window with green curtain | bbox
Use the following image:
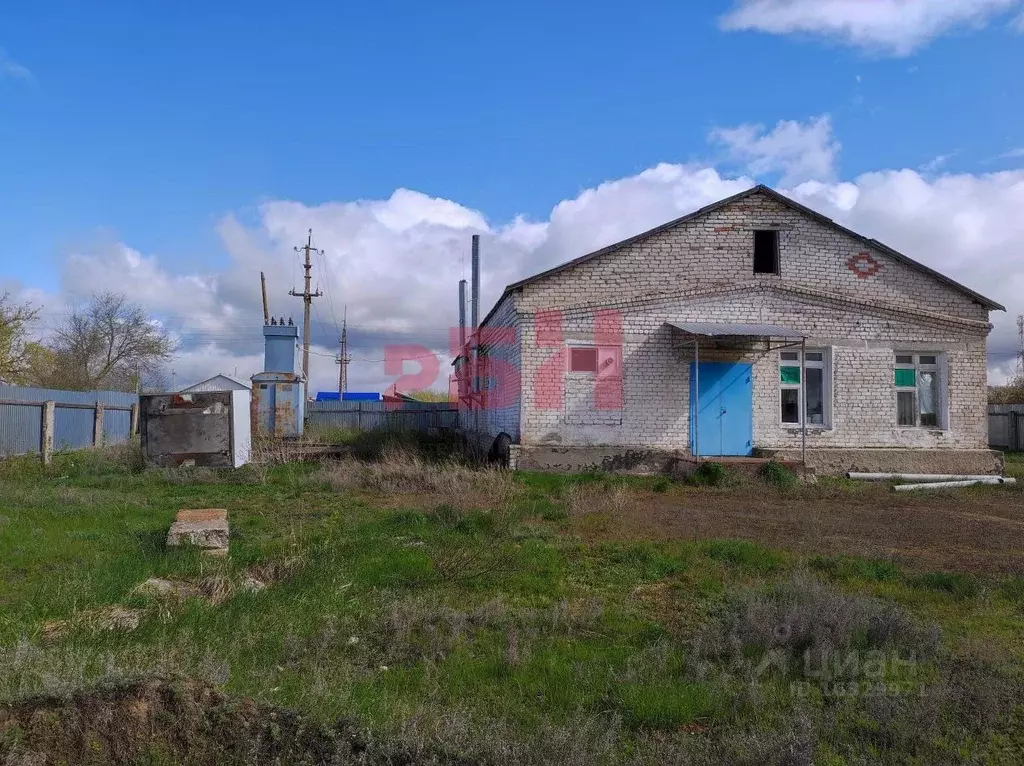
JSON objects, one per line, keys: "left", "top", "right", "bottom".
{"left": 780, "top": 366, "right": 800, "bottom": 385}
{"left": 894, "top": 368, "right": 915, "bottom": 387}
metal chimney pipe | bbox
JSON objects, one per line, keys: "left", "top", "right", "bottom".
{"left": 470, "top": 235, "right": 481, "bottom": 399}
{"left": 470, "top": 235, "right": 480, "bottom": 332}
{"left": 458, "top": 279, "right": 467, "bottom": 350}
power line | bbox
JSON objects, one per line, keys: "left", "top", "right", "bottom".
{"left": 317, "top": 248, "right": 341, "bottom": 337}
{"left": 308, "top": 348, "right": 445, "bottom": 363}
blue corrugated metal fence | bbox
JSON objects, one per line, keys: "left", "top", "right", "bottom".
{"left": 306, "top": 400, "right": 458, "bottom": 432}
{"left": 0, "top": 385, "right": 138, "bottom": 457}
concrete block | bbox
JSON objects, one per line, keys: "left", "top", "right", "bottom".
{"left": 168, "top": 508, "right": 229, "bottom": 553}
{"left": 175, "top": 508, "right": 228, "bottom": 523}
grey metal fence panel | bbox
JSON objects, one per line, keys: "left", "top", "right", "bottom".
{"left": 0, "top": 385, "right": 138, "bottom": 456}
{"left": 102, "top": 408, "right": 133, "bottom": 446}
{"left": 0, "top": 400, "right": 43, "bottom": 456}
{"left": 54, "top": 407, "right": 94, "bottom": 451}
{"left": 305, "top": 401, "right": 459, "bottom": 433}
{"left": 988, "top": 404, "right": 1024, "bottom": 451}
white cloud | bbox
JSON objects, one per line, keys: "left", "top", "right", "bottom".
{"left": 709, "top": 116, "right": 840, "bottom": 186}
{"left": 29, "top": 122, "right": 1023, "bottom": 394}
{"left": 720, "top": 0, "right": 1023, "bottom": 56}
{"left": 791, "top": 169, "right": 1024, "bottom": 372}
{"left": 919, "top": 153, "right": 954, "bottom": 173}
{"left": 998, "top": 147, "right": 1024, "bottom": 160}
{"left": 0, "top": 49, "right": 32, "bottom": 80}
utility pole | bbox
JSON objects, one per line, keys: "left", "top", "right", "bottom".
{"left": 336, "top": 306, "right": 351, "bottom": 395}
{"left": 289, "top": 229, "right": 323, "bottom": 381}
{"left": 260, "top": 271, "right": 270, "bottom": 325}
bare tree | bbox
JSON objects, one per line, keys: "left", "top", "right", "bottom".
{"left": 0, "top": 293, "right": 40, "bottom": 384}
{"left": 50, "top": 292, "right": 176, "bottom": 391}
{"left": 989, "top": 376, "right": 1024, "bottom": 405}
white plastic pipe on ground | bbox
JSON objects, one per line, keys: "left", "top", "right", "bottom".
{"left": 893, "top": 478, "right": 1016, "bottom": 492}
{"left": 847, "top": 473, "right": 1005, "bottom": 482}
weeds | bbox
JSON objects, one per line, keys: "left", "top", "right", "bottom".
{"left": 760, "top": 460, "right": 798, "bottom": 489}
{"left": 909, "top": 571, "right": 982, "bottom": 599}
{"left": 562, "top": 483, "right": 633, "bottom": 517}
{"left": 316, "top": 445, "right": 512, "bottom": 500}
{"left": 704, "top": 539, "right": 783, "bottom": 572}
{"left": 422, "top": 502, "right": 519, "bottom": 582}
{"left": 692, "top": 573, "right": 941, "bottom": 682}
{"left": 807, "top": 555, "right": 901, "bottom": 583}
{"left": 689, "top": 462, "right": 732, "bottom": 487}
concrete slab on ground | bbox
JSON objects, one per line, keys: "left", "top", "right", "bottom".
{"left": 168, "top": 508, "right": 229, "bottom": 554}
{"left": 175, "top": 508, "right": 228, "bottom": 523}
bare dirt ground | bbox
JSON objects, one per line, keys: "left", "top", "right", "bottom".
{"left": 563, "top": 484, "right": 1024, "bottom": 575}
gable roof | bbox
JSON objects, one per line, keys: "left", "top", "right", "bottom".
{"left": 479, "top": 184, "right": 1003, "bottom": 327}
{"left": 180, "top": 373, "right": 251, "bottom": 392}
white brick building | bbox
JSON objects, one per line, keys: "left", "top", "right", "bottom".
{"left": 457, "top": 186, "right": 1004, "bottom": 475}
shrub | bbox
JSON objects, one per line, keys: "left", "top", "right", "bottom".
{"left": 614, "top": 679, "right": 723, "bottom": 730}
{"left": 998, "top": 577, "right": 1024, "bottom": 606}
{"left": 389, "top": 510, "right": 429, "bottom": 528}
{"left": 689, "top": 461, "right": 731, "bottom": 487}
{"left": 704, "top": 539, "right": 783, "bottom": 573}
{"left": 808, "top": 555, "right": 901, "bottom": 583}
{"left": 692, "top": 573, "right": 941, "bottom": 681}
{"left": 760, "top": 460, "right": 798, "bottom": 489}
{"left": 910, "top": 571, "right": 981, "bottom": 599}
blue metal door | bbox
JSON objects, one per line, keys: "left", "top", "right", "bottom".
{"left": 690, "top": 362, "right": 753, "bottom": 457}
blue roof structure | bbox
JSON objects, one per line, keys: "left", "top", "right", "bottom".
{"left": 342, "top": 392, "right": 381, "bottom": 401}
{"left": 314, "top": 391, "right": 381, "bottom": 402}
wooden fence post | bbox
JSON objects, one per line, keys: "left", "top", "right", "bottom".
{"left": 41, "top": 401, "right": 55, "bottom": 465}
{"left": 130, "top": 403, "right": 140, "bottom": 436}
{"left": 93, "top": 402, "right": 105, "bottom": 447}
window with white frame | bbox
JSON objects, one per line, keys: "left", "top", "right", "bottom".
{"left": 895, "top": 353, "right": 942, "bottom": 427}
{"left": 779, "top": 349, "right": 828, "bottom": 426}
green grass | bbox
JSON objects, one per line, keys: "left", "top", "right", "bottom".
{"left": 909, "top": 570, "right": 983, "bottom": 599}
{"left": 703, "top": 539, "right": 784, "bottom": 572}
{"left": 808, "top": 554, "right": 902, "bottom": 583}
{"left": 0, "top": 447, "right": 1023, "bottom": 765}
{"left": 1004, "top": 451, "right": 1024, "bottom": 480}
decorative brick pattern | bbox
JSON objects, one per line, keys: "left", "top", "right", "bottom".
{"left": 847, "top": 252, "right": 882, "bottom": 279}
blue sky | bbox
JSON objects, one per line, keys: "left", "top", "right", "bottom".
{"left": 2, "top": 1, "right": 1023, "bottom": 390}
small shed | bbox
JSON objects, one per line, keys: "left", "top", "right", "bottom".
{"left": 181, "top": 374, "right": 251, "bottom": 393}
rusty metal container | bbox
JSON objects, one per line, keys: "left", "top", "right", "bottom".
{"left": 250, "top": 372, "right": 305, "bottom": 439}
{"left": 139, "top": 390, "right": 251, "bottom": 468}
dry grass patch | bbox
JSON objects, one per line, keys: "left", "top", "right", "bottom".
{"left": 316, "top": 446, "right": 513, "bottom": 499}
{"left": 563, "top": 483, "right": 635, "bottom": 517}
{"left": 691, "top": 573, "right": 942, "bottom": 682}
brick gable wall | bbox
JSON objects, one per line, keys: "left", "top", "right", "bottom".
{"left": 467, "top": 190, "right": 993, "bottom": 453}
